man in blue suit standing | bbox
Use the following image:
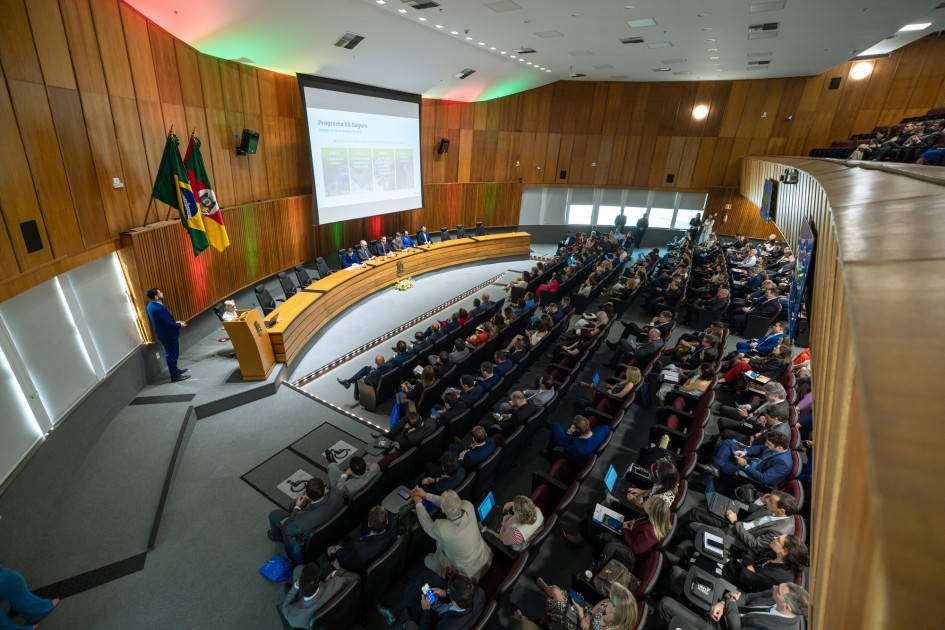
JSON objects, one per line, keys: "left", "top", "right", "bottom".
{"left": 416, "top": 226, "right": 432, "bottom": 246}
{"left": 146, "top": 288, "right": 189, "bottom": 382}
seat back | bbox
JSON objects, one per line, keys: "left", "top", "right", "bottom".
{"left": 495, "top": 425, "right": 526, "bottom": 475}
{"left": 310, "top": 575, "right": 361, "bottom": 630}
{"left": 440, "top": 227, "right": 451, "bottom": 241}
{"left": 456, "top": 224, "right": 467, "bottom": 238}
{"left": 315, "top": 257, "right": 332, "bottom": 277}
{"left": 472, "top": 447, "right": 503, "bottom": 502}
{"left": 303, "top": 505, "right": 350, "bottom": 562}
{"left": 213, "top": 302, "right": 226, "bottom": 321}
{"left": 361, "top": 534, "right": 406, "bottom": 607}
{"left": 255, "top": 285, "right": 277, "bottom": 315}
{"left": 385, "top": 447, "right": 419, "bottom": 491}
{"left": 454, "top": 470, "right": 477, "bottom": 501}
{"left": 632, "top": 550, "right": 665, "bottom": 598}
{"left": 278, "top": 272, "right": 297, "bottom": 298}
{"left": 347, "top": 474, "right": 386, "bottom": 526}
{"left": 417, "top": 426, "right": 448, "bottom": 467}
{"left": 294, "top": 264, "right": 315, "bottom": 286}
{"left": 357, "top": 381, "right": 378, "bottom": 413}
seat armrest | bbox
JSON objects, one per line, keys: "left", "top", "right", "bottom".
{"left": 531, "top": 471, "right": 568, "bottom": 493}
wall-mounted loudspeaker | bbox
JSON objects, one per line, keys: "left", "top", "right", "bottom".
{"left": 237, "top": 129, "right": 260, "bottom": 155}
{"left": 437, "top": 138, "right": 450, "bottom": 154}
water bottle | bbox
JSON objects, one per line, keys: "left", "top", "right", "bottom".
{"left": 658, "top": 434, "right": 670, "bottom": 449}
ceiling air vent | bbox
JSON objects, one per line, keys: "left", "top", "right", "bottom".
{"left": 453, "top": 68, "right": 475, "bottom": 79}
{"left": 748, "top": 22, "right": 780, "bottom": 32}
{"left": 401, "top": 0, "right": 440, "bottom": 9}
{"left": 748, "top": 60, "right": 771, "bottom": 66}
{"left": 620, "top": 36, "right": 645, "bottom": 44}
{"left": 513, "top": 47, "right": 537, "bottom": 54}
{"left": 334, "top": 32, "right": 364, "bottom": 49}
{"left": 569, "top": 73, "right": 587, "bottom": 78}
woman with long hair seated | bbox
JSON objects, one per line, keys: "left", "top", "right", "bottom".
{"left": 564, "top": 496, "right": 671, "bottom": 561}
{"left": 721, "top": 343, "right": 791, "bottom": 385}
{"left": 722, "top": 534, "right": 809, "bottom": 592}
{"left": 495, "top": 496, "right": 545, "bottom": 552}
{"left": 623, "top": 459, "right": 679, "bottom": 511}
{"left": 655, "top": 362, "right": 714, "bottom": 408}
{"left": 579, "top": 366, "right": 642, "bottom": 421}
{"left": 512, "top": 581, "right": 637, "bottom": 630}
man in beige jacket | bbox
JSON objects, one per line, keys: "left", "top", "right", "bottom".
{"left": 411, "top": 487, "right": 493, "bottom": 581}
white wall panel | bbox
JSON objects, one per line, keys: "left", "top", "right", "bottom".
{"left": 0, "top": 280, "right": 98, "bottom": 424}
{"left": 0, "top": 344, "right": 43, "bottom": 485}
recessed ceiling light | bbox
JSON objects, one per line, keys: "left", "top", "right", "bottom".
{"left": 652, "top": 67, "right": 672, "bottom": 72}
{"left": 399, "top": 8, "right": 407, "bottom": 12}
{"left": 899, "top": 22, "right": 932, "bottom": 31}
{"left": 478, "top": 42, "right": 485, "bottom": 45}
{"left": 849, "top": 61, "right": 873, "bottom": 80}
{"left": 450, "top": 30, "right": 458, "bottom": 34}
{"left": 375, "top": 0, "right": 385, "bottom": 4}
{"left": 710, "top": 56, "right": 719, "bottom": 60}
{"left": 697, "top": 13, "right": 708, "bottom": 17}
{"left": 418, "top": 17, "right": 427, "bottom": 21}
{"left": 571, "top": 13, "right": 581, "bottom": 17}
{"left": 519, "top": 58, "right": 525, "bottom": 62}
{"left": 627, "top": 17, "right": 658, "bottom": 27}
{"left": 465, "top": 36, "right": 473, "bottom": 40}
{"left": 500, "top": 51, "right": 507, "bottom": 54}
{"left": 490, "top": 46, "right": 496, "bottom": 50}
{"left": 435, "top": 24, "right": 443, "bottom": 28}
{"left": 692, "top": 105, "right": 709, "bottom": 120}
{"left": 526, "top": 61, "right": 532, "bottom": 65}
{"left": 708, "top": 48, "right": 718, "bottom": 52}
{"left": 510, "top": 54, "right": 517, "bottom": 58}
{"left": 647, "top": 42, "right": 673, "bottom": 49}
{"left": 705, "top": 38, "right": 716, "bottom": 42}
{"left": 546, "top": 69, "right": 551, "bottom": 72}
{"left": 624, "top": 5, "right": 636, "bottom": 9}
{"left": 700, "top": 27, "right": 712, "bottom": 31}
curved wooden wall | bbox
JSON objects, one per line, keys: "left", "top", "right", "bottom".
{"left": 741, "top": 156, "right": 945, "bottom": 630}
{"left": 2, "top": 0, "right": 945, "bottom": 306}
{"left": 702, "top": 186, "right": 787, "bottom": 241}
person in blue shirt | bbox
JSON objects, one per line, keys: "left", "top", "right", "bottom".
{"left": 145, "top": 288, "right": 189, "bottom": 381}
{"left": 546, "top": 415, "right": 610, "bottom": 458}
{"left": 492, "top": 350, "right": 514, "bottom": 377}
{"left": 416, "top": 226, "right": 432, "bottom": 245}
{"left": 340, "top": 247, "right": 360, "bottom": 268}
{"left": 734, "top": 320, "right": 787, "bottom": 356}
{"left": 705, "top": 432, "right": 793, "bottom": 486}
{"left": 401, "top": 231, "right": 416, "bottom": 248}
{"left": 448, "top": 425, "right": 496, "bottom": 471}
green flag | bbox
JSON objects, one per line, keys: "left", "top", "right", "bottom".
{"left": 152, "top": 133, "right": 209, "bottom": 256}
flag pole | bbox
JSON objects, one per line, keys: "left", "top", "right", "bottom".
{"left": 164, "top": 127, "right": 178, "bottom": 221}
{"left": 142, "top": 196, "right": 156, "bottom": 226}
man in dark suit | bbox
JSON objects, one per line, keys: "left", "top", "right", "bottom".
{"left": 340, "top": 247, "right": 361, "bottom": 268}
{"left": 420, "top": 450, "right": 466, "bottom": 494}
{"left": 634, "top": 215, "right": 649, "bottom": 247}
{"left": 682, "top": 287, "right": 731, "bottom": 325}
{"left": 621, "top": 309, "right": 673, "bottom": 341}
{"left": 546, "top": 415, "right": 610, "bottom": 459}
{"left": 448, "top": 374, "right": 484, "bottom": 408}
{"left": 337, "top": 354, "right": 396, "bottom": 400}
{"left": 702, "top": 432, "right": 793, "bottom": 490}
{"left": 733, "top": 287, "right": 781, "bottom": 334}
{"left": 477, "top": 362, "right": 501, "bottom": 391}
{"left": 492, "top": 350, "right": 513, "bottom": 377}
{"left": 687, "top": 489, "right": 798, "bottom": 550}
{"left": 267, "top": 478, "right": 344, "bottom": 564}
{"left": 416, "top": 225, "right": 432, "bottom": 245}
{"left": 356, "top": 240, "right": 374, "bottom": 261}
{"left": 449, "top": 426, "right": 496, "bottom": 471}
{"left": 481, "top": 390, "right": 538, "bottom": 436}
{"left": 327, "top": 506, "right": 398, "bottom": 572}
{"left": 608, "top": 327, "right": 665, "bottom": 365}
{"left": 375, "top": 236, "right": 393, "bottom": 256}
{"left": 431, "top": 391, "right": 467, "bottom": 426}
{"left": 145, "top": 288, "right": 189, "bottom": 381}
{"left": 659, "top": 582, "right": 809, "bottom": 629}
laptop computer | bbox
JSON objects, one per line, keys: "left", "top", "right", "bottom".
{"left": 705, "top": 478, "right": 748, "bottom": 518}
{"left": 591, "top": 503, "right": 625, "bottom": 535}
{"left": 591, "top": 371, "right": 601, "bottom": 387}
{"left": 604, "top": 464, "right": 633, "bottom": 506}
{"left": 477, "top": 491, "right": 504, "bottom": 532}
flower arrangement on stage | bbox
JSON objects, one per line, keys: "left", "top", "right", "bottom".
{"left": 394, "top": 278, "right": 415, "bottom": 292}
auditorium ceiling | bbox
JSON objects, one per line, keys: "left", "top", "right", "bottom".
{"left": 126, "top": 0, "right": 942, "bottom": 101}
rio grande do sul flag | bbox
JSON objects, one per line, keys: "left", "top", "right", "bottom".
{"left": 184, "top": 135, "right": 229, "bottom": 252}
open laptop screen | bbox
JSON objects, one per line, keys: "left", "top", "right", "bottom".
{"left": 477, "top": 491, "right": 495, "bottom": 522}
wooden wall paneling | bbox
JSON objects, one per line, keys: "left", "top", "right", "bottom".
{"left": 718, "top": 81, "right": 750, "bottom": 138}
{"left": 0, "top": 0, "right": 44, "bottom": 84}
{"left": 646, "top": 136, "right": 672, "bottom": 188}
{"left": 118, "top": 2, "right": 158, "bottom": 103}
{"left": 553, "top": 134, "right": 572, "bottom": 185}
{"left": 593, "top": 135, "right": 613, "bottom": 186}
{"left": 723, "top": 137, "right": 751, "bottom": 187}
{"left": 523, "top": 84, "right": 552, "bottom": 133}
{"left": 197, "top": 57, "right": 234, "bottom": 206}
{"left": 296, "top": 118, "right": 311, "bottom": 194}
{"left": 147, "top": 23, "right": 182, "bottom": 106}
{"left": 0, "top": 70, "right": 52, "bottom": 268}
{"left": 701, "top": 81, "right": 732, "bottom": 138}
{"left": 769, "top": 77, "right": 804, "bottom": 139}
{"left": 240, "top": 65, "right": 269, "bottom": 202}
{"left": 605, "top": 135, "right": 627, "bottom": 184}
{"left": 585, "top": 83, "right": 609, "bottom": 135}
{"left": 110, "top": 96, "right": 154, "bottom": 226}
{"left": 619, "top": 136, "right": 642, "bottom": 185}
{"left": 688, "top": 136, "right": 716, "bottom": 191}
{"left": 7, "top": 79, "right": 83, "bottom": 257}
{"left": 134, "top": 99, "right": 168, "bottom": 200}
{"left": 706, "top": 137, "right": 733, "bottom": 187}
{"left": 568, "top": 134, "right": 588, "bottom": 183}
{"left": 494, "top": 131, "right": 513, "bottom": 183}
{"left": 174, "top": 40, "right": 203, "bottom": 109}
{"left": 662, "top": 136, "right": 687, "bottom": 188}
{"left": 457, "top": 128, "right": 473, "bottom": 182}
{"left": 23, "top": 0, "right": 76, "bottom": 89}
{"left": 523, "top": 132, "right": 543, "bottom": 185}
{"left": 733, "top": 80, "right": 768, "bottom": 138}
{"left": 46, "top": 86, "right": 110, "bottom": 246}
{"left": 0, "top": 209, "right": 24, "bottom": 283}
{"left": 600, "top": 83, "right": 624, "bottom": 136}
{"left": 673, "top": 136, "right": 702, "bottom": 189}
{"left": 88, "top": 0, "right": 134, "bottom": 99}
{"left": 657, "top": 85, "right": 683, "bottom": 136}
{"left": 471, "top": 130, "right": 498, "bottom": 182}
{"left": 856, "top": 53, "right": 898, "bottom": 117}
{"left": 220, "top": 62, "right": 250, "bottom": 205}
{"left": 753, "top": 78, "right": 785, "bottom": 139}
{"left": 59, "top": 0, "right": 108, "bottom": 94}
{"left": 80, "top": 91, "right": 135, "bottom": 231}
{"left": 670, "top": 83, "right": 698, "bottom": 136}
{"left": 907, "top": 42, "right": 945, "bottom": 111}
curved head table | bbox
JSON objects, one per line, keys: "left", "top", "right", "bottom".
{"left": 266, "top": 232, "right": 531, "bottom": 365}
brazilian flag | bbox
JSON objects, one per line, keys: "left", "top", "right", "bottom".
{"left": 152, "top": 133, "right": 209, "bottom": 256}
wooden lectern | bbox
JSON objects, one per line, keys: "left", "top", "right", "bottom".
{"left": 224, "top": 309, "right": 276, "bottom": 380}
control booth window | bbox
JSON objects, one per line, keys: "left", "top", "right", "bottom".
{"left": 567, "top": 204, "right": 593, "bottom": 225}
{"left": 648, "top": 207, "right": 675, "bottom": 229}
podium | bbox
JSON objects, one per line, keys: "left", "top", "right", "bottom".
{"left": 224, "top": 309, "right": 276, "bottom": 380}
